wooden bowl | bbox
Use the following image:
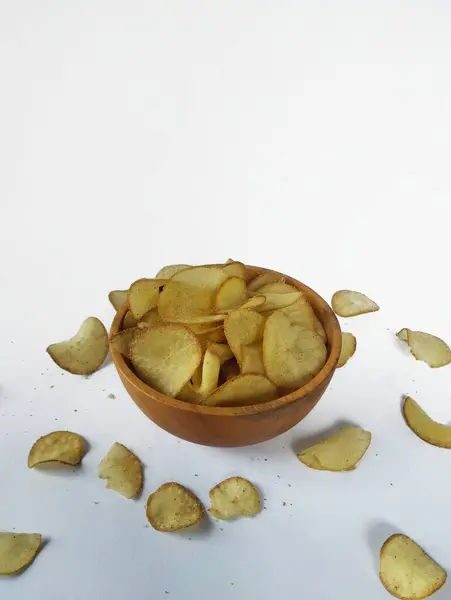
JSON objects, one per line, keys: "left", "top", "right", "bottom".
{"left": 110, "top": 266, "right": 342, "bottom": 447}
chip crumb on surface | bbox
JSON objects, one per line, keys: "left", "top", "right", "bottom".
{"left": 107, "top": 393, "right": 116, "bottom": 399}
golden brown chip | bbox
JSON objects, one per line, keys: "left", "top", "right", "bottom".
{"left": 214, "top": 276, "right": 247, "bottom": 311}
{"left": 337, "top": 332, "right": 357, "bottom": 368}
{"left": 123, "top": 311, "right": 138, "bottom": 329}
{"left": 128, "top": 278, "right": 165, "bottom": 320}
{"left": 28, "top": 431, "right": 86, "bottom": 468}
{"left": 209, "top": 477, "right": 261, "bottom": 519}
{"left": 139, "top": 308, "right": 162, "bottom": 328}
{"left": 98, "top": 442, "right": 143, "bottom": 499}
{"left": 224, "top": 309, "right": 266, "bottom": 365}
{"left": 129, "top": 324, "right": 202, "bottom": 397}
{"left": 397, "top": 329, "right": 451, "bottom": 368}
{"left": 0, "top": 533, "right": 42, "bottom": 575}
{"left": 263, "top": 311, "right": 327, "bottom": 389}
{"left": 108, "top": 290, "right": 128, "bottom": 311}
{"left": 202, "top": 374, "right": 277, "bottom": 407}
{"left": 155, "top": 264, "right": 191, "bottom": 279}
{"left": 158, "top": 281, "right": 226, "bottom": 324}
{"left": 331, "top": 289, "right": 379, "bottom": 317}
{"left": 380, "top": 534, "right": 447, "bottom": 599}
{"left": 222, "top": 261, "right": 246, "bottom": 279}
{"left": 241, "top": 342, "right": 265, "bottom": 375}
{"left": 297, "top": 426, "right": 371, "bottom": 471}
{"left": 47, "top": 317, "right": 109, "bottom": 375}
{"left": 110, "top": 327, "right": 140, "bottom": 358}
{"left": 146, "top": 483, "right": 203, "bottom": 532}
{"left": 247, "top": 272, "right": 285, "bottom": 292}
{"left": 403, "top": 396, "right": 451, "bottom": 448}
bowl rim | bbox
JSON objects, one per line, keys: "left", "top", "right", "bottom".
{"left": 110, "top": 265, "right": 342, "bottom": 417}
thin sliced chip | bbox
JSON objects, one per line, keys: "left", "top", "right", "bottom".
{"left": 222, "top": 261, "right": 246, "bottom": 279}
{"left": 209, "top": 477, "right": 261, "bottom": 520}
{"left": 241, "top": 342, "right": 265, "bottom": 374}
{"left": 257, "top": 291, "right": 302, "bottom": 312}
{"left": 202, "top": 374, "right": 277, "bottom": 407}
{"left": 297, "top": 426, "right": 371, "bottom": 471}
{"left": 256, "top": 282, "right": 299, "bottom": 294}
{"left": 214, "top": 276, "right": 247, "bottom": 311}
{"left": 123, "top": 311, "right": 138, "bottom": 329}
{"left": 263, "top": 311, "right": 327, "bottom": 389}
{"left": 193, "top": 347, "right": 221, "bottom": 397}
{"left": 110, "top": 327, "right": 140, "bottom": 358}
{"left": 221, "top": 358, "right": 240, "bottom": 381}
{"left": 0, "top": 533, "right": 42, "bottom": 575}
{"left": 279, "top": 296, "right": 317, "bottom": 330}
{"left": 403, "top": 396, "right": 451, "bottom": 448}
{"left": 337, "top": 332, "right": 356, "bottom": 368}
{"left": 397, "top": 329, "right": 451, "bottom": 369}
{"left": 155, "top": 264, "right": 191, "bottom": 279}
{"left": 28, "top": 431, "right": 85, "bottom": 468}
{"left": 98, "top": 442, "right": 143, "bottom": 499}
{"left": 380, "top": 534, "right": 447, "bottom": 599}
{"left": 128, "top": 278, "right": 165, "bottom": 320}
{"left": 158, "top": 281, "right": 226, "bottom": 324}
{"left": 208, "top": 327, "right": 227, "bottom": 343}
{"left": 139, "top": 308, "right": 162, "bottom": 328}
{"left": 332, "top": 289, "right": 379, "bottom": 317}
{"left": 224, "top": 309, "right": 266, "bottom": 364}
{"left": 47, "top": 317, "right": 108, "bottom": 375}
{"left": 108, "top": 290, "right": 128, "bottom": 311}
{"left": 171, "top": 265, "right": 228, "bottom": 289}
{"left": 314, "top": 317, "right": 327, "bottom": 343}
{"left": 239, "top": 295, "right": 266, "bottom": 310}
{"left": 247, "top": 272, "right": 285, "bottom": 292}
{"left": 208, "top": 342, "right": 234, "bottom": 364}
{"left": 146, "top": 483, "right": 203, "bottom": 532}
{"left": 129, "top": 324, "right": 202, "bottom": 397}
{"left": 177, "top": 382, "right": 202, "bottom": 404}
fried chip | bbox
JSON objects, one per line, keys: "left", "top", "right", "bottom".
{"left": 208, "top": 327, "right": 227, "bottom": 343}
{"left": 155, "top": 264, "right": 191, "bottom": 279}
{"left": 209, "top": 477, "right": 261, "bottom": 520}
{"left": 28, "top": 431, "right": 85, "bottom": 468}
{"left": 47, "top": 317, "right": 109, "bottom": 375}
{"left": 177, "top": 382, "right": 202, "bottom": 404}
{"left": 123, "top": 311, "right": 138, "bottom": 329}
{"left": 256, "top": 282, "right": 299, "bottom": 294}
{"left": 224, "top": 309, "right": 266, "bottom": 365}
{"left": 247, "top": 272, "right": 285, "bottom": 292}
{"left": 171, "top": 265, "right": 228, "bottom": 289}
{"left": 239, "top": 295, "right": 266, "bottom": 310}
{"left": 98, "top": 442, "right": 143, "bottom": 499}
{"left": 380, "top": 534, "right": 447, "bottom": 599}
{"left": 279, "top": 296, "right": 317, "bottom": 330}
{"left": 128, "top": 278, "right": 165, "bottom": 320}
{"left": 139, "top": 308, "right": 162, "bottom": 328}
{"left": 297, "top": 426, "right": 371, "bottom": 471}
{"left": 221, "top": 358, "right": 240, "bottom": 381}
{"left": 202, "top": 373, "right": 277, "bottom": 407}
{"left": 110, "top": 327, "right": 139, "bottom": 358}
{"left": 397, "top": 329, "right": 451, "bottom": 368}
{"left": 222, "top": 261, "right": 246, "bottom": 279}
{"left": 263, "top": 311, "right": 327, "bottom": 389}
{"left": 337, "top": 332, "right": 357, "bottom": 368}
{"left": 158, "top": 281, "right": 226, "bottom": 324}
{"left": 214, "top": 276, "right": 247, "bottom": 311}
{"left": 241, "top": 342, "right": 265, "bottom": 374}
{"left": 194, "top": 347, "right": 221, "bottom": 397}
{"left": 0, "top": 533, "right": 42, "bottom": 575}
{"left": 331, "top": 290, "right": 379, "bottom": 317}
{"left": 208, "top": 342, "right": 234, "bottom": 364}
{"left": 108, "top": 290, "right": 128, "bottom": 311}
{"left": 129, "top": 324, "right": 202, "bottom": 397}
{"left": 256, "top": 291, "right": 302, "bottom": 312}
{"left": 403, "top": 396, "right": 451, "bottom": 449}
{"left": 146, "top": 483, "right": 203, "bottom": 532}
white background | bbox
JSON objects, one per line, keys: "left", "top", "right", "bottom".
{"left": 1, "top": 1, "right": 451, "bottom": 598}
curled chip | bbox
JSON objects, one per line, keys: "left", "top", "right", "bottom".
{"left": 202, "top": 373, "right": 277, "bottom": 407}
{"left": 110, "top": 327, "right": 139, "bottom": 358}
{"left": 403, "top": 396, "right": 451, "bottom": 448}
{"left": 214, "top": 276, "right": 247, "bottom": 312}
{"left": 241, "top": 342, "right": 265, "bottom": 374}
{"left": 98, "top": 442, "right": 143, "bottom": 499}
{"left": 337, "top": 332, "right": 357, "bottom": 368}
{"left": 108, "top": 290, "right": 128, "bottom": 311}
{"left": 194, "top": 347, "right": 221, "bottom": 397}
{"left": 155, "top": 264, "right": 191, "bottom": 279}
{"left": 397, "top": 329, "right": 451, "bottom": 369}
{"left": 254, "top": 290, "right": 302, "bottom": 312}
{"left": 28, "top": 431, "right": 86, "bottom": 468}
{"left": 209, "top": 477, "right": 261, "bottom": 520}
{"left": 239, "top": 295, "right": 266, "bottom": 310}
{"left": 297, "top": 426, "right": 371, "bottom": 471}
{"left": 47, "top": 317, "right": 109, "bottom": 375}
{"left": 256, "top": 282, "right": 299, "bottom": 294}
{"left": 0, "top": 533, "right": 42, "bottom": 575}
{"left": 380, "top": 534, "right": 447, "bottom": 599}
{"left": 128, "top": 278, "right": 165, "bottom": 320}
{"left": 129, "top": 324, "right": 202, "bottom": 397}
{"left": 222, "top": 261, "right": 246, "bottom": 279}
{"left": 146, "top": 483, "right": 203, "bottom": 532}
{"left": 332, "top": 290, "right": 379, "bottom": 317}
{"left": 263, "top": 311, "right": 327, "bottom": 389}
{"left": 248, "top": 271, "right": 285, "bottom": 292}
{"left": 224, "top": 309, "right": 265, "bottom": 365}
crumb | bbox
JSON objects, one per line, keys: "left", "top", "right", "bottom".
{"left": 74, "top": 409, "right": 78, "bottom": 412}
{"left": 50, "top": 385, "right": 54, "bottom": 389}
{"left": 277, "top": 475, "right": 280, "bottom": 478}
{"left": 287, "top": 484, "right": 291, "bottom": 487}
{"left": 220, "top": 528, "right": 224, "bottom": 532}
{"left": 194, "top": 473, "right": 199, "bottom": 477}
{"left": 94, "top": 502, "right": 100, "bottom": 505}
{"left": 282, "top": 502, "right": 286, "bottom": 507}
{"left": 264, "top": 458, "right": 268, "bottom": 461}
{"left": 107, "top": 393, "right": 116, "bottom": 399}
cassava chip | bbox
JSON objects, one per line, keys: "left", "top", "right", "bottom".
{"left": 171, "top": 265, "right": 228, "bottom": 289}
{"left": 337, "top": 332, "right": 356, "bottom": 368}
{"left": 239, "top": 295, "right": 266, "bottom": 310}
{"left": 256, "top": 282, "right": 299, "bottom": 294}
{"left": 110, "top": 327, "right": 139, "bottom": 358}
{"left": 279, "top": 296, "right": 317, "bottom": 330}
{"left": 263, "top": 311, "right": 327, "bottom": 389}
{"left": 297, "top": 426, "right": 371, "bottom": 471}
{"left": 155, "top": 264, "right": 191, "bottom": 279}
{"left": 128, "top": 278, "right": 165, "bottom": 320}
{"left": 28, "top": 431, "right": 85, "bottom": 468}
{"left": 158, "top": 281, "right": 226, "bottom": 324}
{"left": 146, "top": 483, "right": 203, "bottom": 532}
{"left": 380, "top": 534, "right": 447, "bottom": 599}
{"left": 123, "top": 311, "right": 138, "bottom": 329}
{"left": 403, "top": 396, "right": 451, "bottom": 448}
{"left": 241, "top": 342, "right": 265, "bottom": 374}
{"left": 208, "top": 342, "right": 234, "bottom": 364}
{"left": 209, "top": 477, "right": 261, "bottom": 519}
{"left": 98, "top": 442, "right": 143, "bottom": 499}
{"left": 177, "top": 382, "right": 202, "bottom": 404}
{"left": 47, "top": 317, "right": 108, "bottom": 375}
{"left": 222, "top": 261, "right": 246, "bottom": 279}
{"left": 194, "top": 347, "right": 221, "bottom": 397}
{"left": 139, "top": 308, "right": 162, "bottom": 328}
{"left": 256, "top": 291, "right": 302, "bottom": 312}
{"left": 129, "top": 324, "right": 202, "bottom": 397}
{"left": 397, "top": 329, "right": 451, "bottom": 368}
{"left": 332, "top": 290, "right": 379, "bottom": 317}
{"left": 202, "top": 373, "right": 277, "bottom": 407}
{"left": 108, "top": 290, "right": 128, "bottom": 311}
{"left": 214, "top": 276, "right": 247, "bottom": 311}
{"left": 247, "top": 272, "right": 285, "bottom": 292}
{"left": 224, "top": 309, "right": 265, "bottom": 364}
{"left": 0, "top": 533, "right": 42, "bottom": 575}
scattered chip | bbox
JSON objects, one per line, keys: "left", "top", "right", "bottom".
{"left": 47, "top": 317, "right": 109, "bottom": 375}
{"left": 146, "top": 483, "right": 203, "bottom": 532}
{"left": 202, "top": 373, "right": 277, "bottom": 407}
{"left": 128, "top": 278, "right": 165, "bottom": 320}
{"left": 380, "top": 534, "right": 447, "bottom": 599}
{"left": 297, "top": 426, "right": 371, "bottom": 471}
{"left": 0, "top": 533, "right": 42, "bottom": 575}
{"left": 224, "top": 309, "right": 266, "bottom": 365}
{"left": 108, "top": 290, "right": 128, "bottom": 311}
{"left": 209, "top": 477, "right": 261, "bottom": 519}
{"left": 155, "top": 264, "right": 191, "bottom": 279}
{"left": 397, "top": 329, "right": 451, "bottom": 368}
{"left": 247, "top": 272, "right": 285, "bottom": 292}
{"left": 263, "top": 311, "right": 327, "bottom": 389}
{"left": 98, "top": 442, "right": 143, "bottom": 499}
{"left": 129, "top": 324, "right": 202, "bottom": 397}
{"left": 337, "top": 332, "right": 357, "bottom": 368}
{"left": 403, "top": 396, "right": 451, "bottom": 449}
{"left": 110, "top": 327, "right": 139, "bottom": 358}
{"left": 331, "top": 290, "right": 379, "bottom": 317}
{"left": 28, "top": 431, "right": 86, "bottom": 468}
{"left": 214, "top": 276, "right": 247, "bottom": 311}
{"left": 241, "top": 342, "right": 265, "bottom": 374}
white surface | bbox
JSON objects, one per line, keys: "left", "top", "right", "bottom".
{"left": 1, "top": 1, "right": 451, "bottom": 598}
